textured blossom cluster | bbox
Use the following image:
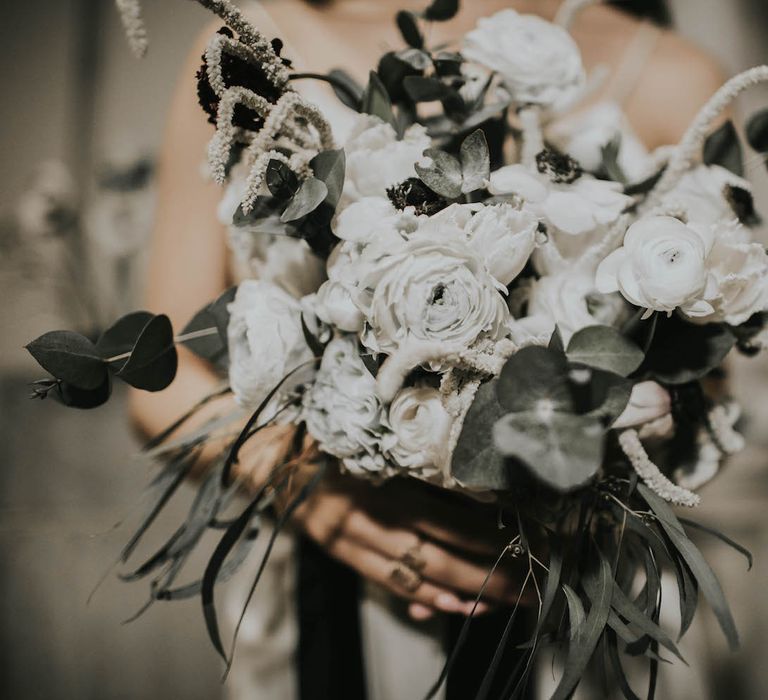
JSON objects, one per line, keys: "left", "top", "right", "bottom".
{"left": 218, "top": 8, "right": 768, "bottom": 501}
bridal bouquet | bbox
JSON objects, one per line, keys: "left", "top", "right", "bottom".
{"left": 25, "top": 0, "right": 768, "bottom": 697}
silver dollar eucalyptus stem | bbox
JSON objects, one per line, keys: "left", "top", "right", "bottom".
{"left": 646, "top": 65, "right": 768, "bottom": 208}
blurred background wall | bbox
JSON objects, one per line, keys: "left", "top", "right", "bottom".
{"left": 0, "top": 1, "right": 766, "bottom": 699}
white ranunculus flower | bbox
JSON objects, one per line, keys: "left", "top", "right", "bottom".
{"left": 227, "top": 280, "right": 314, "bottom": 409}
{"left": 463, "top": 9, "right": 585, "bottom": 109}
{"left": 689, "top": 221, "right": 768, "bottom": 326}
{"left": 302, "top": 336, "right": 388, "bottom": 474}
{"left": 660, "top": 164, "right": 754, "bottom": 225}
{"left": 489, "top": 164, "right": 631, "bottom": 236}
{"left": 313, "top": 279, "right": 365, "bottom": 332}
{"left": 524, "top": 271, "right": 626, "bottom": 344}
{"left": 596, "top": 216, "right": 717, "bottom": 319}
{"left": 342, "top": 115, "right": 431, "bottom": 204}
{"left": 387, "top": 386, "right": 453, "bottom": 476}
{"left": 357, "top": 235, "right": 510, "bottom": 356}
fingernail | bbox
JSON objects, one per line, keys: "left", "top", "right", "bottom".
{"left": 466, "top": 600, "right": 490, "bottom": 616}
{"left": 435, "top": 593, "right": 463, "bottom": 612}
{"left": 409, "top": 604, "right": 434, "bottom": 621}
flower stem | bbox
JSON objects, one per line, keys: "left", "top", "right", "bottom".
{"left": 105, "top": 327, "right": 220, "bottom": 363}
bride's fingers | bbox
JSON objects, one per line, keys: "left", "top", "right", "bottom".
{"left": 408, "top": 603, "right": 435, "bottom": 621}
{"left": 343, "top": 511, "right": 527, "bottom": 605}
{"left": 326, "top": 535, "right": 482, "bottom": 616}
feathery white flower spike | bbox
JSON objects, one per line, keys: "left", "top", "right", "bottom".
{"left": 707, "top": 403, "right": 745, "bottom": 455}
{"left": 646, "top": 65, "right": 768, "bottom": 208}
{"left": 114, "top": 0, "right": 148, "bottom": 58}
{"left": 618, "top": 429, "right": 701, "bottom": 507}
{"left": 555, "top": 0, "right": 603, "bottom": 30}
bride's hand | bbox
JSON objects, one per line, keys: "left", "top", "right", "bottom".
{"left": 291, "top": 468, "right": 533, "bottom": 621}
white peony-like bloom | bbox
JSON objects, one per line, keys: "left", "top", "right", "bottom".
{"left": 596, "top": 216, "right": 717, "bottom": 319}
{"left": 342, "top": 115, "right": 431, "bottom": 204}
{"left": 488, "top": 164, "right": 632, "bottom": 236}
{"left": 463, "top": 9, "right": 585, "bottom": 109}
{"left": 422, "top": 203, "right": 539, "bottom": 286}
{"left": 689, "top": 221, "right": 768, "bottom": 326}
{"left": 313, "top": 279, "right": 365, "bottom": 332}
{"left": 660, "top": 164, "right": 754, "bottom": 225}
{"left": 357, "top": 234, "right": 510, "bottom": 356}
{"left": 523, "top": 271, "right": 626, "bottom": 344}
{"left": 613, "top": 381, "right": 672, "bottom": 429}
{"left": 386, "top": 386, "right": 453, "bottom": 476}
{"left": 334, "top": 196, "right": 418, "bottom": 245}
{"left": 302, "top": 336, "right": 389, "bottom": 474}
{"left": 227, "top": 281, "right": 314, "bottom": 409}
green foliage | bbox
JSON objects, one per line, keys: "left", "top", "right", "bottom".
{"left": 703, "top": 120, "right": 743, "bottom": 176}
{"left": 280, "top": 177, "right": 328, "bottom": 222}
{"left": 27, "top": 331, "right": 108, "bottom": 390}
{"left": 265, "top": 159, "right": 299, "bottom": 201}
{"left": 566, "top": 325, "right": 644, "bottom": 377}
{"left": 361, "top": 71, "right": 396, "bottom": 128}
{"left": 423, "top": 0, "right": 460, "bottom": 21}
{"left": 459, "top": 129, "right": 490, "bottom": 193}
{"left": 395, "top": 10, "right": 423, "bottom": 49}
{"left": 181, "top": 287, "right": 236, "bottom": 364}
{"left": 745, "top": 107, "right": 768, "bottom": 154}
{"left": 415, "top": 148, "right": 463, "bottom": 198}
{"left": 326, "top": 69, "right": 364, "bottom": 111}
{"left": 642, "top": 314, "right": 735, "bottom": 384}
{"left": 115, "top": 314, "right": 178, "bottom": 391}
{"left": 403, "top": 75, "right": 453, "bottom": 102}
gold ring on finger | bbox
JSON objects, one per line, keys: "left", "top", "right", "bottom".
{"left": 388, "top": 561, "right": 423, "bottom": 593}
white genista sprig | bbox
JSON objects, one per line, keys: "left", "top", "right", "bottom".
{"left": 554, "top": 0, "right": 602, "bottom": 29}
{"left": 647, "top": 66, "right": 768, "bottom": 208}
{"left": 618, "top": 429, "right": 701, "bottom": 507}
{"left": 707, "top": 402, "right": 745, "bottom": 455}
{"left": 114, "top": 0, "right": 148, "bottom": 58}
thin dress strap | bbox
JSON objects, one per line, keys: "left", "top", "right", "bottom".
{"left": 604, "top": 22, "right": 662, "bottom": 106}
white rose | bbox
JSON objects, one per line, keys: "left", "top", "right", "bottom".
{"left": 525, "top": 271, "right": 626, "bottom": 344}
{"left": 357, "top": 235, "right": 510, "bottom": 355}
{"left": 387, "top": 386, "right": 453, "bottom": 476}
{"left": 596, "top": 215, "right": 717, "bottom": 319}
{"left": 227, "top": 280, "right": 314, "bottom": 409}
{"left": 489, "top": 164, "right": 631, "bottom": 236}
{"left": 313, "top": 279, "right": 365, "bottom": 332}
{"left": 342, "top": 115, "right": 431, "bottom": 204}
{"left": 463, "top": 10, "right": 585, "bottom": 109}
{"left": 302, "top": 337, "right": 388, "bottom": 473}
{"left": 661, "top": 164, "right": 754, "bottom": 225}
{"left": 690, "top": 221, "right": 768, "bottom": 326}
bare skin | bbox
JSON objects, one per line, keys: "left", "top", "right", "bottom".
{"left": 130, "top": 0, "right": 725, "bottom": 621}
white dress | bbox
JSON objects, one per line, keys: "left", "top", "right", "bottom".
{"left": 220, "top": 7, "right": 663, "bottom": 700}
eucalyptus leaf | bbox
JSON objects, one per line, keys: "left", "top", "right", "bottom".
{"left": 493, "top": 410, "right": 604, "bottom": 492}
{"left": 703, "top": 120, "right": 743, "bottom": 176}
{"left": 27, "top": 330, "right": 107, "bottom": 390}
{"left": 280, "top": 177, "right": 328, "bottom": 222}
{"left": 459, "top": 129, "right": 490, "bottom": 193}
{"left": 562, "top": 584, "right": 586, "bottom": 640}
{"left": 327, "top": 69, "right": 364, "bottom": 111}
{"left": 450, "top": 380, "right": 510, "bottom": 489}
{"left": 181, "top": 287, "right": 236, "bottom": 363}
{"left": 423, "top": 0, "right": 460, "bottom": 21}
{"left": 310, "top": 149, "right": 346, "bottom": 211}
{"left": 395, "top": 48, "right": 432, "bottom": 71}
{"left": 395, "top": 10, "right": 423, "bottom": 49}
{"left": 496, "top": 346, "right": 573, "bottom": 413}
{"left": 567, "top": 325, "right": 644, "bottom": 377}
{"left": 601, "top": 135, "right": 627, "bottom": 183}
{"left": 265, "top": 159, "right": 299, "bottom": 200}
{"left": 415, "top": 148, "right": 463, "bottom": 198}
{"left": 96, "top": 311, "right": 155, "bottom": 359}
{"left": 745, "top": 108, "right": 768, "bottom": 153}
{"left": 55, "top": 374, "right": 112, "bottom": 409}
{"left": 362, "top": 71, "right": 396, "bottom": 128}
{"left": 117, "top": 314, "right": 178, "bottom": 391}
{"left": 678, "top": 517, "right": 753, "bottom": 570}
